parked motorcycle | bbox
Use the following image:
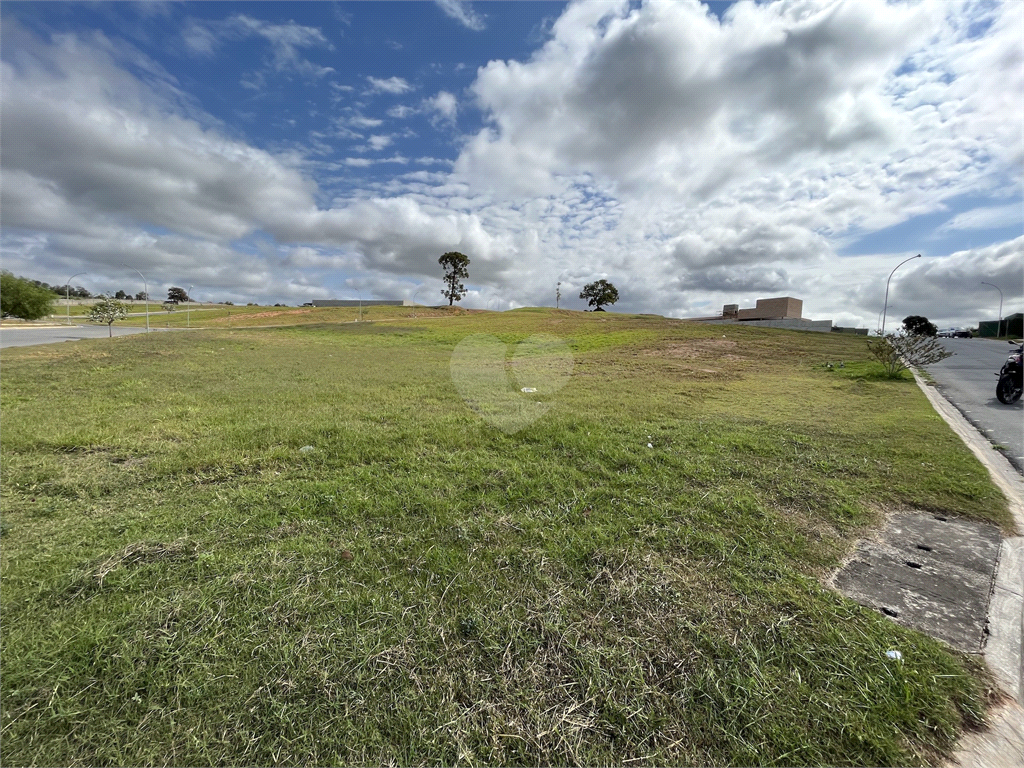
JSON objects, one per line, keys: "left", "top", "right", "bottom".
{"left": 995, "top": 341, "right": 1023, "bottom": 404}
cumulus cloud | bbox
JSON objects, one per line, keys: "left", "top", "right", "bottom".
{"left": 423, "top": 90, "right": 458, "bottom": 123}
{"left": 434, "top": 0, "right": 485, "bottom": 31}
{"left": 1, "top": 3, "right": 1021, "bottom": 322}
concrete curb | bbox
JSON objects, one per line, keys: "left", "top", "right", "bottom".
{"left": 917, "top": 370, "right": 1019, "bottom": 720}
{"left": 911, "top": 371, "right": 1024, "bottom": 530}
{"left": 911, "top": 370, "right": 1024, "bottom": 705}
{"left": 0, "top": 324, "right": 76, "bottom": 330}
{"left": 913, "top": 370, "right": 1024, "bottom": 767}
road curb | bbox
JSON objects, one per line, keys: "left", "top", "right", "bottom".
{"left": 911, "top": 370, "right": 1024, "bottom": 530}
{"left": 911, "top": 370, "right": 1024, "bottom": 711}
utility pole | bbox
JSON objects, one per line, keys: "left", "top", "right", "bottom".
{"left": 556, "top": 281, "right": 561, "bottom": 309}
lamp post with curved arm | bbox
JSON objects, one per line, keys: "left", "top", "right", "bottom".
{"left": 122, "top": 264, "right": 149, "bottom": 332}
{"left": 187, "top": 285, "right": 194, "bottom": 328}
{"left": 880, "top": 254, "right": 921, "bottom": 335}
{"left": 411, "top": 286, "right": 421, "bottom": 318}
{"left": 981, "top": 282, "right": 1003, "bottom": 338}
{"left": 64, "top": 272, "right": 86, "bottom": 326}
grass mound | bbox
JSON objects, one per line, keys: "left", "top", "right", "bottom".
{"left": 0, "top": 309, "right": 1009, "bottom": 766}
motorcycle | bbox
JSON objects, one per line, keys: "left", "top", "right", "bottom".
{"left": 995, "top": 341, "right": 1023, "bottom": 404}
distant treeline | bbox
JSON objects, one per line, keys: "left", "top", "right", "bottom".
{"left": 30, "top": 280, "right": 147, "bottom": 301}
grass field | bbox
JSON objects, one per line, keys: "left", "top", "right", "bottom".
{"left": 0, "top": 308, "right": 1012, "bottom": 766}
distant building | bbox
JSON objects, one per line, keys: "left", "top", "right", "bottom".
{"left": 693, "top": 296, "right": 834, "bottom": 333}
{"left": 832, "top": 326, "right": 869, "bottom": 336}
{"left": 978, "top": 313, "right": 1023, "bottom": 338}
{"left": 731, "top": 296, "right": 803, "bottom": 321}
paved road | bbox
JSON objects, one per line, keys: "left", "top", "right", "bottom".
{"left": 929, "top": 338, "right": 1023, "bottom": 473}
{"left": 0, "top": 325, "right": 167, "bottom": 349}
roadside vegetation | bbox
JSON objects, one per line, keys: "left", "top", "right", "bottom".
{"left": 0, "top": 271, "right": 57, "bottom": 320}
{"left": 0, "top": 309, "right": 1011, "bottom": 766}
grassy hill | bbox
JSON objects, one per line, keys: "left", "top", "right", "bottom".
{"left": 0, "top": 308, "right": 1010, "bottom": 766}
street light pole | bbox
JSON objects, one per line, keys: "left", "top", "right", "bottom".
{"left": 65, "top": 272, "right": 86, "bottom": 326}
{"left": 880, "top": 254, "right": 921, "bottom": 335}
{"left": 411, "top": 286, "right": 421, "bottom": 318}
{"left": 122, "top": 264, "right": 149, "bottom": 332}
{"left": 981, "top": 282, "right": 1003, "bottom": 338}
{"left": 187, "top": 284, "right": 193, "bottom": 329}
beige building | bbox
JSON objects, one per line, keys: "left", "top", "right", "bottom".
{"left": 723, "top": 296, "right": 803, "bottom": 321}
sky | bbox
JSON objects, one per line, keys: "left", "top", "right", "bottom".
{"left": 1, "top": 0, "right": 1021, "bottom": 330}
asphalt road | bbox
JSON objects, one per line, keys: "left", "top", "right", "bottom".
{"left": 928, "top": 338, "right": 1023, "bottom": 473}
{"left": 0, "top": 324, "right": 167, "bottom": 349}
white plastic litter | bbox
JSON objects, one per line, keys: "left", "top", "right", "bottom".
{"left": 299, "top": 445, "right": 316, "bottom": 453}
{"left": 886, "top": 650, "right": 902, "bottom": 660}
{"left": 521, "top": 387, "right": 538, "bottom": 393}
{"left": 647, "top": 443, "right": 654, "bottom": 449}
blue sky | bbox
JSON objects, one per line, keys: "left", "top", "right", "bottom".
{"left": 1, "top": 0, "right": 1021, "bottom": 328}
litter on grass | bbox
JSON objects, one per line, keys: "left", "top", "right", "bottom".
{"left": 521, "top": 387, "right": 538, "bottom": 393}
{"left": 886, "top": 650, "right": 903, "bottom": 660}
{"left": 299, "top": 445, "right": 316, "bottom": 453}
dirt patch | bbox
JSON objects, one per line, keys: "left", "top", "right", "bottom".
{"left": 71, "top": 539, "right": 197, "bottom": 593}
{"left": 645, "top": 339, "right": 745, "bottom": 361}
{"left": 243, "top": 309, "right": 315, "bottom": 320}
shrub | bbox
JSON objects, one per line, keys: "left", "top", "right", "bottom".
{"left": 868, "top": 332, "right": 953, "bottom": 379}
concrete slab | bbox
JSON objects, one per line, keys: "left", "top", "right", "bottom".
{"left": 834, "top": 513, "right": 1001, "bottom": 653}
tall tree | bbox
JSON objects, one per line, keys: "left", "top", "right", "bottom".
{"left": 902, "top": 315, "right": 938, "bottom": 337}
{"left": 579, "top": 279, "right": 619, "bottom": 311}
{"left": 439, "top": 251, "right": 470, "bottom": 306}
{"left": 1, "top": 271, "right": 57, "bottom": 320}
{"left": 87, "top": 298, "right": 129, "bottom": 337}
{"left": 167, "top": 286, "right": 190, "bottom": 303}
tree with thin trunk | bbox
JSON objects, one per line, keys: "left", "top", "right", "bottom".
{"left": 439, "top": 251, "right": 470, "bottom": 306}
{"left": 88, "top": 298, "right": 129, "bottom": 337}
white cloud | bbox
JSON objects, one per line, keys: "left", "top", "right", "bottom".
{"left": 939, "top": 204, "right": 1023, "bottom": 232}
{"left": 181, "top": 14, "right": 334, "bottom": 79}
{"left": 2, "top": 4, "right": 1021, "bottom": 322}
{"left": 345, "top": 115, "right": 383, "bottom": 129}
{"left": 365, "top": 75, "right": 413, "bottom": 94}
{"left": 387, "top": 104, "right": 416, "bottom": 119}
{"left": 434, "top": 0, "right": 485, "bottom": 32}
{"left": 423, "top": 90, "right": 458, "bottom": 123}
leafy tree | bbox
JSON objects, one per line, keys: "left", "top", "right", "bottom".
{"left": 868, "top": 332, "right": 953, "bottom": 379}
{"left": 167, "top": 286, "right": 190, "bottom": 303}
{"left": 1, "top": 271, "right": 57, "bottom": 320}
{"left": 87, "top": 298, "right": 129, "bottom": 337}
{"left": 135, "top": 291, "right": 148, "bottom": 301}
{"left": 902, "top": 315, "right": 938, "bottom": 337}
{"left": 115, "top": 290, "right": 129, "bottom": 300}
{"left": 439, "top": 251, "right": 470, "bottom": 306}
{"left": 579, "top": 279, "right": 619, "bottom": 311}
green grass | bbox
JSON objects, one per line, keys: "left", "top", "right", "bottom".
{"left": 0, "top": 309, "right": 1011, "bottom": 766}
